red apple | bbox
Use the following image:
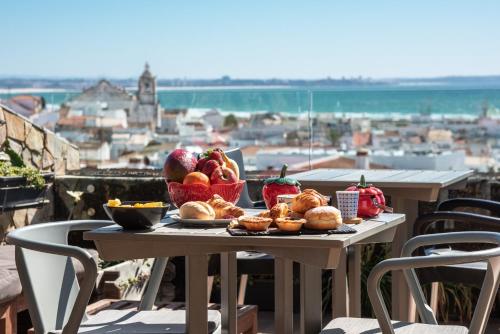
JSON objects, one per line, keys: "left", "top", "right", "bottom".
{"left": 196, "top": 157, "right": 209, "bottom": 171}
{"left": 201, "top": 159, "right": 220, "bottom": 177}
{"left": 210, "top": 166, "right": 238, "bottom": 184}
{"left": 208, "top": 150, "right": 224, "bottom": 165}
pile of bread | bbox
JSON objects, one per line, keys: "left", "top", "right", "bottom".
{"left": 179, "top": 189, "right": 343, "bottom": 233}
{"left": 240, "top": 189, "right": 343, "bottom": 232}
{"left": 179, "top": 195, "right": 246, "bottom": 220}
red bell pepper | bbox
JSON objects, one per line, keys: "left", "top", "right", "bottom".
{"left": 345, "top": 175, "right": 391, "bottom": 218}
{"left": 262, "top": 164, "right": 301, "bottom": 209}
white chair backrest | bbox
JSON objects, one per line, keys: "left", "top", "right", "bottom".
{"left": 6, "top": 220, "right": 112, "bottom": 334}
{"left": 225, "top": 148, "right": 254, "bottom": 208}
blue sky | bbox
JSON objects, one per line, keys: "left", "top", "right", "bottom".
{"left": 2, "top": 1, "right": 500, "bottom": 79}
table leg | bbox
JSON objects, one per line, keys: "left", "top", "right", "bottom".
{"left": 139, "top": 257, "right": 168, "bottom": 310}
{"left": 300, "top": 264, "right": 322, "bottom": 334}
{"left": 275, "top": 257, "right": 294, "bottom": 334}
{"left": 186, "top": 254, "right": 208, "bottom": 334}
{"left": 221, "top": 252, "right": 237, "bottom": 334}
{"left": 391, "top": 198, "right": 418, "bottom": 322}
{"left": 332, "top": 248, "right": 349, "bottom": 318}
{"left": 348, "top": 245, "right": 362, "bottom": 317}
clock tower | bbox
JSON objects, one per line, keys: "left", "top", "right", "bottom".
{"left": 138, "top": 62, "right": 156, "bottom": 105}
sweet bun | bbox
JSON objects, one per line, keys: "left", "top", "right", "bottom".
{"left": 304, "top": 206, "right": 342, "bottom": 230}
{"left": 291, "top": 189, "right": 329, "bottom": 214}
{"left": 180, "top": 201, "right": 216, "bottom": 220}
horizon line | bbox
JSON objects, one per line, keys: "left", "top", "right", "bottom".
{"left": 1, "top": 74, "right": 500, "bottom": 82}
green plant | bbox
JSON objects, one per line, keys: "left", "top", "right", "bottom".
{"left": 0, "top": 161, "right": 46, "bottom": 189}
{"left": 328, "top": 128, "right": 342, "bottom": 146}
{"left": 224, "top": 114, "right": 238, "bottom": 128}
{"left": 4, "top": 142, "right": 25, "bottom": 167}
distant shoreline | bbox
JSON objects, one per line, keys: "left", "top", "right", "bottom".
{"left": 0, "top": 88, "right": 75, "bottom": 94}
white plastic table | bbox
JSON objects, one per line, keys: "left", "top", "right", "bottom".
{"left": 85, "top": 211, "right": 405, "bottom": 334}
{"left": 291, "top": 168, "right": 474, "bottom": 321}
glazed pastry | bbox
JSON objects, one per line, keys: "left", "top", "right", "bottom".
{"left": 270, "top": 203, "right": 289, "bottom": 221}
{"left": 275, "top": 217, "right": 306, "bottom": 232}
{"left": 207, "top": 194, "right": 245, "bottom": 218}
{"left": 238, "top": 215, "right": 273, "bottom": 231}
{"left": 290, "top": 189, "right": 328, "bottom": 214}
{"left": 304, "top": 206, "right": 342, "bottom": 230}
{"left": 180, "top": 201, "right": 216, "bottom": 220}
{"left": 303, "top": 189, "right": 329, "bottom": 205}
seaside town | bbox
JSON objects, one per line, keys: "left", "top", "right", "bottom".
{"left": 1, "top": 63, "right": 499, "bottom": 173}
{"left": 3, "top": 2, "right": 500, "bottom": 334}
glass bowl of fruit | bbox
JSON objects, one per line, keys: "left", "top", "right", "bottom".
{"left": 164, "top": 148, "right": 245, "bottom": 207}
{"left": 103, "top": 199, "right": 169, "bottom": 230}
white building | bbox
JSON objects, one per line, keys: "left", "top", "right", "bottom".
{"left": 370, "top": 150, "right": 466, "bottom": 170}
{"left": 79, "top": 141, "right": 111, "bottom": 165}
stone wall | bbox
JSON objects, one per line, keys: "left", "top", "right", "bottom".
{"left": 0, "top": 104, "right": 80, "bottom": 242}
{"left": 0, "top": 104, "right": 80, "bottom": 174}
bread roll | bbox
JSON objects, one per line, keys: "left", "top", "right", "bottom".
{"left": 304, "top": 206, "right": 342, "bottom": 230}
{"left": 291, "top": 189, "right": 328, "bottom": 214}
{"left": 180, "top": 201, "right": 215, "bottom": 220}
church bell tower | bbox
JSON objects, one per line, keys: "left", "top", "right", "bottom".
{"left": 138, "top": 62, "right": 156, "bottom": 105}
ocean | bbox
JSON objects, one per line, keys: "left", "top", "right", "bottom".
{"left": 1, "top": 85, "right": 500, "bottom": 117}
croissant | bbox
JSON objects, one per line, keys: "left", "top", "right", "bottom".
{"left": 291, "top": 189, "right": 329, "bottom": 214}
{"left": 303, "top": 189, "right": 328, "bottom": 205}
{"left": 207, "top": 194, "right": 245, "bottom": 218}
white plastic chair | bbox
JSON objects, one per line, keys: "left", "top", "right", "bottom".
{"left": 321, "top": 231, "right": 500, "bottom": 334}
{"left": 7, "top": 220, "right": 221, "bottom": 334}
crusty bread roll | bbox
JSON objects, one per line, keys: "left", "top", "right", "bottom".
{"left": 304, "top": 206, "right": 342, "bottom": 230}
{"left": 291, "top": 189, "right": 329, "bottom": 214}
{"left": 180, "top": 201, "right": 215, "bottom": 220}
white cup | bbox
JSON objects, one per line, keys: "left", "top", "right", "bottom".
{"left": 336, "top": 191, "right": 359, "bottom": 220}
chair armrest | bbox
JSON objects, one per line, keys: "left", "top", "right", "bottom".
{"left": 438, "top": 198, "right": 500, "bottom": 216}
{"left": 367, "top": 231, "right": 500, "bottom": 334}
{"left": 413, "top": 211, "right": 500, "bottom": 237}
{"left": 403, "top": 231, "right": 500, "bottom": 257}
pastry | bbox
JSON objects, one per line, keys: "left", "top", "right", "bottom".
{"left": 238, "top": 215, "right": 273, "bottom": 231}
{"left": 289, "top": 211, "right": 305, "bottom": 219}
{"left": 207, "top": 194, "right": 245, "bottom": 218}
{"left": 270, "top": 203, "right": 289, "bottom": 221}
{"left": 257, "top": 210, "right": 271, "bottom": 218}
{"left": 291, "top": 189, "right": 329, "bottom": 213}
{"left": 180, "top": 201, "right": 216, "bottom": 220}
{"left": 304, "top": 206, "right": 343, "bottom": 230}
{"left": 275, "top": 217, "right": 306, "bottom": 232}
